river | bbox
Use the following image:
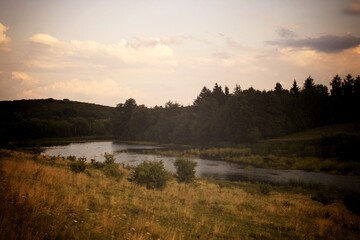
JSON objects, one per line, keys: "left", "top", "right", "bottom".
{"left": 42, "top": 141, "right": 360, "bottom": 192}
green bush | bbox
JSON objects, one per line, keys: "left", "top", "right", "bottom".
{"left": 102, "top": 163, "right": 124, "bottom": 180}
{"left": 70, "top": 158, "right": 87, "bottom": 173}
{"left": 129, "top": 161, "right": 169, "bottom": 190}
{"left": 174, "top": 158, "right": 197, "bottom": 183}
{"left": 104, "top": 152, "right": 116, "bottom": 164}
{"left": 90, "top": 159, "right": 105, "bottom": 169}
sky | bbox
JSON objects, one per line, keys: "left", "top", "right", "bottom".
{"left": 0, "top": 0, "right": 360, "bottom": 107}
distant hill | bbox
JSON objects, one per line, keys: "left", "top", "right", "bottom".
{"left": 0, "top": 99, "right": 115, "bottom": 142}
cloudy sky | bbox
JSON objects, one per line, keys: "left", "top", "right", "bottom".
{"left": 1, "top": 0, "right": 360, "bottom": 106}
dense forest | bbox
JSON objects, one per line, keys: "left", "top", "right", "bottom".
{"left": 1, "top": 74, "right": 360, "bottom": 145}
{"left": 113, "top": 74, "right": 360, "bottom": 144}
{"left": 0, "top": 99, "right": 114, "bottom": 143}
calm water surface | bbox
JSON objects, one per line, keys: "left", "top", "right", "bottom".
{"left": 42, "top": 141, "right": 360, "bottom": 192}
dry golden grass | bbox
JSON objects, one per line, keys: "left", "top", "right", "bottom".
{"left": 0, "top": 149, "right": 359, "bottom": 239}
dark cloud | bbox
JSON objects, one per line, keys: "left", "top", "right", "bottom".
{"left": 277, "top": 27, "right": 298, "bottom": 39}
{"left": 344, "top": 1, "right": 360, "bottom": 15}
{"left": 267, "top": 34, "right": 360, "bottom": 53}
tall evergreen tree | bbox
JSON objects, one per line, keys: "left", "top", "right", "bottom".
{"left": 233, "top": 84, "right": 242, "bottom": 95}
{"left": 330, "top": 75, "right": 342, "bottom": 98}
{"left": 290, "top": 80, "right": 300, "bottom": 95}
{"left": 354, "top": 75, "right": 360, "bottom": 96}
{"left": 342, "top": 74, "right": 354, "bottom": 97}
{"left": 194, "top": 86, "right": 211, "bottom": 106}
{"left": 212, "top": 83, "right": 226, "bottom": 105}
{"left": 303, "top": 75, "right": 315, "bottom": 90}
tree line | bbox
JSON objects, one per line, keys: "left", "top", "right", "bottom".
{"left": 113, "top": 74, "right": 360, "bottom": 145}
{"left": 1, "top": 74, "right": 359, "bottom": 145}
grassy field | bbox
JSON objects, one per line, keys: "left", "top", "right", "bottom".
{"left": 275, "top": 122, "right": 360, "bottom": 141}
{"left": 1, "top": 149, "right": 360, "bottom": 239}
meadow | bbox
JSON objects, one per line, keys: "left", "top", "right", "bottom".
{"left": 1, "top": 149, "right": 359, "bottom": 239}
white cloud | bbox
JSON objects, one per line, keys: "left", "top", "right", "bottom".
{"left": 12, "top": 71, "right": 39, "bottom": 85}
{"left": 27, "top": 34, "right": 177, "bottom": 71}
{"left": 0, "top": 23, "right": 11, "bottom": 50}
{"left": 34, "top": 78, "right": 140, "bottom": 106}
{"left": 29, "top": 33, "right": 60, "bottom": 46}
{"left": 16, "top": 90, "right": 41, "bottom": 99}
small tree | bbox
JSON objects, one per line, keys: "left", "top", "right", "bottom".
{"left": 104, "top": 152, "right": 115, "bottom": 164}
{"left": 129, "top": 161, "right": 169, "bottom": 189}
{"left": 174, "top": 158, "right": 197, "bottom": 183}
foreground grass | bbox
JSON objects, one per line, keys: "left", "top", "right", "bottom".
{"left": 1, "top": 150, "right": 359, "bottom": 239}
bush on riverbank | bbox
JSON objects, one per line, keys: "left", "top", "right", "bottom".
{"left": 129, "top": 161, "right": 170, "bottom": 189}
{"left": 174, "top": 158, "right": 197, "bottom": 183}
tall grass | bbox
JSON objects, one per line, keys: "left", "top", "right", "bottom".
{"left": 1, "top": 149, "right": 359, "bottom": 239}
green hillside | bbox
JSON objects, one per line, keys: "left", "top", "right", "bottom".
{"left": 275, "top": 123, "right": 360, "bottom": 141}
{"left": 0, "top": 99, "right": 115, "bottom": 142}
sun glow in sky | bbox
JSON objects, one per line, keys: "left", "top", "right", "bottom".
{"left": 1, "top": 0, "right": 360, "bottom": 106}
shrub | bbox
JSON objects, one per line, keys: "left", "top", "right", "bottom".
{"left": 67, "top": 155, "right": 77, "bottom": 161}
{"left": 129, "top": 161, "right": 169, "bottom": 190}
{"left": 102, "top": 163, "right": 124, "bottom": 180}
{"left": 174, "top": 158, "right": 197, "bottom": 183}
{"left": 258, "top": 184, "right": 271, "bottom": 195}
{"left": 104, "top": 152, "right": 116, "bottom": 164}
{"left": 70, "top": 158, "right": 87, "bottom": 173}
{"left": 90, "top": 159, "right": 105, "bottom": 169}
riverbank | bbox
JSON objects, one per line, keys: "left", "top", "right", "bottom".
{"left": 128, "top": 128, "right": 360, "bottom": 175}
{"left": 1, "top": 149, "right": 359, "bottom": 239}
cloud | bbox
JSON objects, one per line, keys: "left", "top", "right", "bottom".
{"left": 27, "top": 34, "right": 176, "bottom": 70}
{"left": 218, "top": 33, "right": 245, "bottom": 49}
{"left": 0, "top": 23, "right": 11, "bottom": 50}
{"left": 267, "top": 34, "right": 360, "bottom": 53}
{"left": 212, "top": 52, "right": 232, "bottom": 60}
{"left": 34, "top": 78, "right": 140, "bottom": 106}
{"left": 344, "top": 1, "right": 360, "bottom": 15}
{"left": 276, "top": 27, "right": 298, "bottom": 39}
{"left": 12, "top": 71, "right": 38, "bottom": 85}
{"left": 131, "top": 36, "right": 183, "bottom": 48}
{"left": 29, "top": 33, "right": 60, "bottom": 46}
